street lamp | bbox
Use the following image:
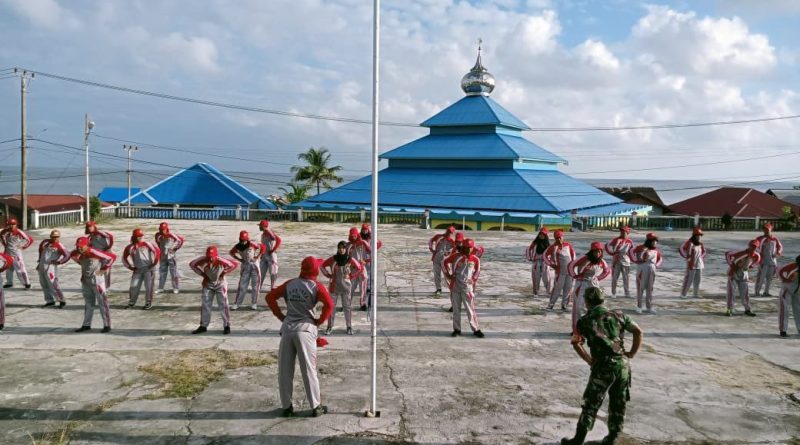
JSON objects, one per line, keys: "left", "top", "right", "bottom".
{"left": 84, "top": 114, "right": 94, "bottom": 222}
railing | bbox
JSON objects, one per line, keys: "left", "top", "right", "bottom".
{"left": 582, "top": 215, "right": 799, "bottom": 231}
{"left": 32, "top": 208, "right": 84, "bottom": 229}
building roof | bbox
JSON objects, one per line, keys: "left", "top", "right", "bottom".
{"left": 599, "top": 186, "right": 668, "bottom": 209}
{"left": 98, "top": 187, "right": 141, "bottom": 203}
{"left": 380, "top": 133, "right": 566, "bottom": 163}
{"left": 766, "top": 189, "right": 800, "bottom": 207}
{"left": 669, "top": 187, "right": 800, "bottom": 217}
{"left": 421, "top": 95, "right": 531, "bottom": 130}
{"left": 295, "top": 167, "right": 625, "bottom": 214}
{"left": 125, "top": 163, "right": 275, "bottom": 209}
{"left": 0, "top": 194, "right": 107, "bottom": 213}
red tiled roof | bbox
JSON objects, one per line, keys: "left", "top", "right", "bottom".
{"left": 669, "top": 187, "right": 800, "bottom": 217}
{"left": 0, "top": 194, "right": 109, "bottom": 213}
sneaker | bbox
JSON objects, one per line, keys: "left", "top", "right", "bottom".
{"left": 680, "top": 295, "right": 688, "bottom": 299}
{"left": 124, "top": 302, "right": 135, "bottom": 309}
{"left": 155, "top": 289, "right": 163, "bottom": 294}
{"left": 250, "top": 304, "right": 258, "bottom": 310}
{"left": 346, "top": 327, "right": 353, "bottom": 335}
{"left": 744, "top": 310, "right": 756, "bottom": 317}
{"left": 359, "top": 304, "right": 367, "bottom": 311}
{"left": 58, "top": 302, "right": 66, "bottom": 308}
{"left": 447, "top": 306, "right": 453, "bottom": 313}
{"left": 647, "top": 308, "right": 657, "bottom": 314}
{"left": 101, "top": 326, "right": 111, "bottom": 333}
{"left": 311, "top": 405, "right": 328, "bottom": 417}
{"left": 561, "top": 305, "right": 568, "bottom": 312}
{"left": 74, "top": 326, "right": 91, "bottom": 332}
{"left": 173, "top": 289, "right": 180, "bottom": 294}
{"left": 42, "top": 302, "right": 56, "bottom": 308}
{"left": 0, "top": 324, "right": 4, "bottom": 330}
{"left": 191, "top": 326, "right": 207, "bottom": 334}
{"left": 325, "top": 327, "right": 332, "bottom": 335}
{"left": 434, "top": 289, "right": 442, "bottom": 296}
{"left": 764, "top": 292, "right": 773, "bottom": 297}
{"left": 725, "top": 309, "right": 733, "bottom": 317}
{"left": 451, "top": 329, "right": 461, "bottom": 337}
{"left": 473, "top": 330, "right": 485, "bottom": 338}
{"left": 281, "top": 405, "right": 294, "bottom": 418}
{"left": 611, "top": 294, "right": 617, "bottom": 299}
{"left": 230, "top": 304, "right": 239, "bottom": 310}
{"left": 3, "top": 284, "right": 12, "bottom": 289}
{"left": 635, "top": 307, "right": 642, "bottom": 314}
{"left": 545, "top": 305, "right": 554, "bottom": 312}
{"left": 142, "top": 303, "right": 153, "bottom": 310}
{"left": 24, "top": 284, "right": 31, "bottom": 289}
{"left": 754, "top": 293, "right": 761, "bottom": 297}
{"left": 223, "top": 326, "right": 231, "bottom": 335}
{"left": 780, "top": 331, "right": 788, "bottom": 338}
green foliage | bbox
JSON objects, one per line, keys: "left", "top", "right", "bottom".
{"left": 278, "top": 182, "right": 311, "bottom": 204}
{"left": 89, "top": 196, "right": 101, "bottom": 220}
{"left": 290, "top": 146, "right": 343, "bottom": 195}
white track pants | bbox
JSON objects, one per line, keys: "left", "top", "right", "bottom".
{"left": 328, "top": 290, "right": 352, "bottom": 329}
{"left": 5, "top": 253, "right": 30, "bottom": 287}
{"left": 727, "top": 278, "right": 751, "bottom": 312}
{"left": 38, "top": 265, "right": 65, "bottom": 303}
{"left": 681, "top": 269, "right": 702, "bottom": 298}
{"left": 532, "top": 259, "right": 552, "bottom": 296}
{"left": 129, "top": 269, "right": 155, "bottom": 305}
{"left": 779, "top": 285, "right": 800, "bottom": 333}
{"left": 755, "top": 264, "right": 776, "bottom": 296}
{"left": 200, "top": 285, "right": 230, "bottom": 328}
{"left": 158, "top": 257, "right": 180, "bottom": 290}
{"left": 351, "top": 275, "right": 367, "bottom": 307}
{"left": 452, "top": 286, "right": 479, "bottom": 332}
{"left": 636, "top": 266, "right": 656, "bottom": 310}
{"left": 548, "top": 270, "right": 573, "bottom": 309}
{"left": 611, "top": 263, "right": 630, "bottom": 297}
{"left": 432, "top": 256, "right": 446, "bottom": 291}
{"left": 572, "top": 280, "right": 594, "bottom": 333}
{"left": 278, "top": 330, "right": 321, "bottom": 410}
{"left": 234, "top": 263, "right": 261, "bottom": 306}
{"left": 81, "top": 276, "right": 111, "bottom": 328}
{"left": 259, "top": 255, "right": 278, "bottom": 291}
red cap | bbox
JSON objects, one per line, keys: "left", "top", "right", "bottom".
{"left": 6, "top": 218, "right": 18, "bottom": 226}
{"left": 455, "top": 232, "right": 465, "bottom": 242}
{"left": 749, "top": 239, "right": 760, "bottom": 249}
{"left": 692, "top": 227, "right": 703, "bottom": 236}
{"left": 316, "top": 337, "right": 329, "bottom": 348}
{"left": 348, "top": 227, "right": 360, "bottom": 242}
{"left": 259, "top": 219, "right": 270, "bottom": 229}
{"left": 300, "top": 256, "right": 323, "bottom": 278}
{"left": 76, "top": 237, "right": 90, "bottom": 248}
{"left": 239, "top": 230, "right": 250, "bottom": 242}
{"left": 206, "top": 246, "right": 218, "bottom": 258}
{"left": 446, "top": 226, "right": 456, "bottom": 234}
{"left": 539, "top": 227, "right": 549, "bottom": 234}
{"left": 763, "top": 223, "right": 773, "bottom": 231}
{"left": 159, "top": 222, "right": 169, "bottom": 232}
{"left": 590, "top": 241, "right": 603, "bottom": 251}
{"left": 361, "top": 223, "right": 371, "bottom": 232}
{"left": 132, "top": 228, "right": 144, "bottom": 238}
{"left": 554, "top": 229, "right": 564, "bottom": 239}
{"left": 85, "top": 221, "right": 96, "bottom": 228}
{"left": 619, "top": 226, "right": 631, "bottom": 233}
{"left": 464, "top": 238, "right": 475, "bottom": 250}
{"left": 646, "top": 232, "right": 658, "bottom": 241}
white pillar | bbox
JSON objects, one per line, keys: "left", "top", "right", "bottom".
{"left": 79, "top": 206, "right": 85, "bottom": 223}
{"left": 173, "top": 204, "right": 179, "bottom": 219}
{"left": 236, "top": 205, "right": 242, "bottom": 221}
{"left": 297, "top": 207, "right": 304, "bottom": 223}
{"left": 360, "top": 208, "right": 366, "bottom": 223}
{"left": 32, "top": 209, "right": 39, "bottom": 229}
{"left": 754, "top": 216, "right": 760, "bottom": 230}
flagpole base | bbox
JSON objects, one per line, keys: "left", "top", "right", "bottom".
{"left": 364, "top": 410, "right": 381, "bottom": 418}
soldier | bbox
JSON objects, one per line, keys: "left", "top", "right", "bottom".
{"left": 0, "top": 252, "right": 13, "bottom": 330}
{"left": 1, "top": 217, "right": 33, "bottom": 289}
{"left": 679, "top": 227, "right": 706, "bottom": 299}
{"left": 755, "top": 223, "right": 783, "bottom": 297}
{"left": 71, "top": 237, "right": 116, "bottom": 333}
{"left": 155, "top": 222, "right": 184, "bottom": 294}
{"left": 266, "top": 256, "right": 334, "bottom": 418}
{"left": 37, "top": 230, "right": 71, "bottom": 307}
{"left": 85, "top": 221, "right": 115, "bottom": 290}
{"left": 526, "top": 227, "right": 552, "bottom": 297}
{"left": 258, "top": 219, "right": 282, "bottom": 291}
{"left": 562, "top": 286, "right": 643, "bottom": 445}
{"left": 230, "top": 230, "right": 265, "bottom": 310}
{"left": 320, "top": 241, "right": 363, "bottom": 335}
{"left": 544, "top": 230, "right": 576, "bottom": 311}
{"left": 604, "top": 226, "right": 633, "bottom": 298}
{"left": 777, "top": 255, "right": 800, "bottom": 338}
{"left": 189, "top": 246, "right": 237, "bottom": 335}
{"left": 122, "top": 229, "right": 160, "bottom": 309}
{"left": 428, "top": 226, "right": 456, "bottom": 296}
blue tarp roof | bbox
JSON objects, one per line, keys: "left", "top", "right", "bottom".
{"left": 98, "top": 187, "right": 140, "bottom": 203}
{"left": 294, "top": 167, "right": 622, "bottom": 214}
{"left": 381, "top": 133, "right": 566, "bottom": 163}
{"left": 421, "top": 95, "right": 531, "bottom": 130}
{"left": 124, "top": 163, "right": 275, "bottom": 209}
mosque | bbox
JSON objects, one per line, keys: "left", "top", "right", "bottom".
{"left": 294, "top": 48, "right": 647, "bottom": 231}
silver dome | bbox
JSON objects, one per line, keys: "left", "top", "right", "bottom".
{"left": 461, "top": 42, "right": 495, "bottom": 96}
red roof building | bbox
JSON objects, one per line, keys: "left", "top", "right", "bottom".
{"left": 0, "top": 194, "right": 112, "bottom": 225}
{"left": 669, "top": 187, "right": 800, "bottom": 218}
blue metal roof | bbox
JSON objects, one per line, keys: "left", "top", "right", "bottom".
{"left": 381, "top": 133, "right": 566, "bottom": 163}
{"left": 421, "top": 95, "right": 531, "bottom": 130}
{"left": 294, "top": 167, "right": 621, "bottom": 214}
{"left": 570, "top": 202, "right": 651, "bottom": 216}
{"left": 125, "top": 163, "right": 275, "bottom": 209}
{"left": 98, "top": 187, "right": 140, "bottom": 203}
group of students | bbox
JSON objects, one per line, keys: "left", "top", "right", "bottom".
{"left": 521, "top": 222, "right": 800, "bottom": 337}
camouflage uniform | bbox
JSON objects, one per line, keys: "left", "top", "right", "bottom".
{"left": 575, "top": 305, "right": 637, "bottom": 435}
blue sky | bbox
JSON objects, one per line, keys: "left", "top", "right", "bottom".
{"left": 1, "top": 0, "right": 799, "bottom": 187}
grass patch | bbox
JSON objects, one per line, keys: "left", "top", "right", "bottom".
{"left": 27, "top": 420, "right": 82, "bottom": 445}
{"left": 139, "top": 348, "right": 276, "bottom": 399}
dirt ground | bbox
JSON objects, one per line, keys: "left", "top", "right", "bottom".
{"left": 0, "top": 219, "right": 798, "bottom": 444}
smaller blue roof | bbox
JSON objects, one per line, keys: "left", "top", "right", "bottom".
{"left": 421, "top": 95, "right": 531, "bottom": 130}
{"left": 98, "top": 187, "right": 140, "bottom": 203}
{"left": 381, "top": 133, "right": 566, "bottom": 163}
{"left": 125, "top": 163, "right": 275, "bottom": 209}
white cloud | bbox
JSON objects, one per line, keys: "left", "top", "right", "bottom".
{"left": 155, "top": 33, "right": 220, "bottom": 73}
{"left": 511, "top": 10, "right": 561, "bottom": 55}
{"left": 2, "top": 0, "right": 80, "bottom": 30}
{"left": 574, "top": 39, "right": 620, "bottom": 70}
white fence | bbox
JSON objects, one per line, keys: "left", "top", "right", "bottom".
{"left": 32, "top": 208, "right": 84, "bottom": 229}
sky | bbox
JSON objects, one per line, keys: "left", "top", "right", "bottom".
{"left": 1, "top": 0, "right": 799, "bottom": 189}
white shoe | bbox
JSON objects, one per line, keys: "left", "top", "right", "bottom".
{"left": 250, "top": 304, "right": 258, "bottom": 310}
{"left": 155, "top": 289, "right": 163, "bottom": 294}
{"left": 611, "top": 294, "right": 617, "bottom": 299}
{"left": 680, "top": 295, "right": 687, "bottom": 299}
{"left": 635, "top": 307, "right": 643, "bottom": 314}
{"left": 230, "top": 304, "right": 239, "bottom": 310}
{"left": 647, "top": 308, "right": 657, "bottom": 314}
{"left": 173, "top": 289, "right": 180, "bottom": 294}
{"left": 325, "top": 327, "right": 332, "bottom": 335}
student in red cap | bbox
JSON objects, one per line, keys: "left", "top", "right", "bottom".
{"left": 122, "top": 229, "right": 160, "bottom": 310}
{"left": 777, "top": 255, "right": 800, "bottom": 337}
{"left": 629, "top": 233, "right": 663, "bottom": 314}
{"left": 266, "top": 256, "right": 334, "bottom": 418}
{"left": 155, "top": 222, "right": 184, "bottom": 294}
{"left": 85, "top": 221, "right": 115, "bottom": 290}
{"left": 71, "top": 237, "right": 116, "bottom": 333}
{"left": 544, "top": 229, "right": 576, "bottom": 311}
{"left": 725, "top": 239, "right": 761, "bottom": 317}
{"left": 0, "top": 252, "right": 13, "bottom": 330}
{"left": 679, "top": 227, "right": 706, "bottom": 299}
{"left": 258, "top": 219, "right": 282, "bottom": 291}
{"left": 190, "top": 246, "right": 237, "bottom": 334}
{"left": 36, "top": 230, "right": 70, "bottom": 308}
{"left": 321, "top": 241, "right": 363, "bottom": 335}
{"left": 428, "top": 226, "right": 456, "bottom": 296}
{"left": 359, "top": 222, "right": 382, "bottom": 295}
{"left": 1, "top": 217, "right": 33, "bottom": 289}
{"left": 755, "top": 223, "right": 783, "bottom": 297}
{"left": 346, "top": 227, "right": 371, "bottom": 311}
{"left": 230, "top": 230, "right": 265, "bottom": 310}
{"left": 568, "top": 242, "right": 611, "bottom": 333}
{"left": 605, "top": 226, "right": 633, "bottom": 298}
{"left": 526, "top": 227, "right": 552, "bottom": 297}
{"left": 444, "top": 238, "right": 484, "bottom": 338}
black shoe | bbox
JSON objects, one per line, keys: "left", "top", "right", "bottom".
{"left": 473, "top": 330, "right": 485, "bottom": 338}
{"left": 359, "top": 304, "right": 367, "bottom": 311}
{"left": 561, "top": 425, "right": 588, "bottom": 445}
{"left": 745, "top": 310, "right": 757, "bottom": 317}
{"left": 192, "top": 326, "right": 207, "bottom": 334}
{"left": 24, "top": 284, "right": 31, "bottom": 289}
{"left": 346, "top": 327, "right": 353, "bottom": 335}
{"left": 451, "top": 329, "right": 461, "bottom": 337}
{"left": 0, "top": 324, "right": 3, "bottom": 330}
{"left": 142, "top": 303, "right": 152, "bottom": 310}
{"left": 124, "top": 302, "right": 135, "bottom": 309}
{"left": 601, "top": 431, "right": 620, "bottom": 445}
{"left": 101, "top": 326, "right": 111, "bottom": 333}
{"left": 2, "top": 284, "right": 11, "bottom": 289}
{"left": 223, "top": 326, "right": 231, "bottom": 335}
{"left": 42, "top": 302, "right": 56, "bottom": 308}
{"left": 311, "top": 405, "right": 328, "bottom": 417}
{"left": 780, "top": 331, "right": 788, "bottom": 338}
{"left": 281, "top": 405, "right": 294, "bottom": 417}
{"left": 58, "top": 302, "right": 66, "bottom": 308}
{"left": 447, "top": 306, "right": 453, "bottom": 312}
{"left": 74, "top": 326, "right": 91, "bottom": 332}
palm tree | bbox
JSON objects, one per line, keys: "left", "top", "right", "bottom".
{"left": 278, "top": 182, "right": 311, "bottom": 204}
{"left": 291, "top": 147, "right": 343, "bottom": 195}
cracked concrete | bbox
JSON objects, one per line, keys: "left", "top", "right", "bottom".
{"left": 0, "top": 220, "right": 798, "bottom": 444}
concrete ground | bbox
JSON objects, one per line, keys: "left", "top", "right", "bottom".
{"left": 0, "top": 219, "right": 799, "bottom": 445}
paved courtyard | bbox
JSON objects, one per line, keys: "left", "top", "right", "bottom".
{"left": 1, "top": 219, "right": 798, "bottom": 444}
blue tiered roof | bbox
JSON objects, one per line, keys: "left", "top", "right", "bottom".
{"left": 294, "top": 50, "right": 640, "bottom": 217}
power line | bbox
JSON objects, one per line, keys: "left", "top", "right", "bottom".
{"left": 0, "top": 138, "right": 20, "bottom": 145}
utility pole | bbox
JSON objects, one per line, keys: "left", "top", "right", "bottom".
{"left": 84, "top": 114, "right": 94, "bottom": 222}
{"left": 123, "top": 144, "right": 138, "bottom": 215}
{"left": 16, "top": 69, "right": 34, "bottom": 230}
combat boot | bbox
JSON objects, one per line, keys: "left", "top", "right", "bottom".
{"left": 601, "top": 430, "right": 619, "bottom": 444}
{"left": 561, "top": 425, "right": 588, "bottom": 445}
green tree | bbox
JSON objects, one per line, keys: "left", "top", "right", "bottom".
{"left": 278, "top": 183, "right": 311, "bottom": 204}
{"left": 290, "top": 147, "right": 343, "bottom": 195}
{"left": 90, "top": 195, "right": 101, "bottom": 220}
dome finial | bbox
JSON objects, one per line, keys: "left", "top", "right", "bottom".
{"left": 461, "top": 38, "right": 495, "bottom": 96}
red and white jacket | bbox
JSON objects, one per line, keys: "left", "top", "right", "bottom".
{"left": 122, "top": 241, "right": 160, "bottom": 271}
{"left": 190, "top": 255, "right": 238, "bottom": 290}
{"left": 755, "top": 235, "right": 783, "bottom": 266}
{"left": 605, "top": 237, "right": 633, "bottom": 267}
{"left": 543, "top": 242, "right": 576, "bottom": 272}
{"left": 321, "top": 256, "right": 363, "bottom": 294}
{"left": 88, "top": 230, "right": 114, "bottom": 252}
{"left": 0, "top": 252, "right": 13, "bottom": 273}
{"left": 70, "top": 248, "right": 116, "bottom": 283}
{"left": 348, "top": 237, "right": 372, "bottom": 265}
{"left": 629, "top": 246, "right": 663, "bottom": 268}
{"left": 1, "top": 227, "right": 33, "bottom": 255}
{"left": 260, "top": 229, "right": 282, "bottom": 254}
{"left": 725, "top": 249, "right": 761, "bottom": 279}
{"left": 38, "top": 239, "right": 71, "bottom": 268}
{"left": 779, "top": 263, "right": 798, "bottom": 284}
{"left": 679, "top": 240, "right": 706, "bottom": 270}
{"left": 229, "top": 241, "right": 265, "bottom": 264}
{"left": 568, "top": 256, "right": 611, "bottom": 284}
{"left": 429, "top": 234, "right": 455, "bottom": 262}
{"left": 443, "top": 252, "right": 480, "bottom": 291}
{"left": 155, "top": 231, "right": 184, "bottom": 261}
